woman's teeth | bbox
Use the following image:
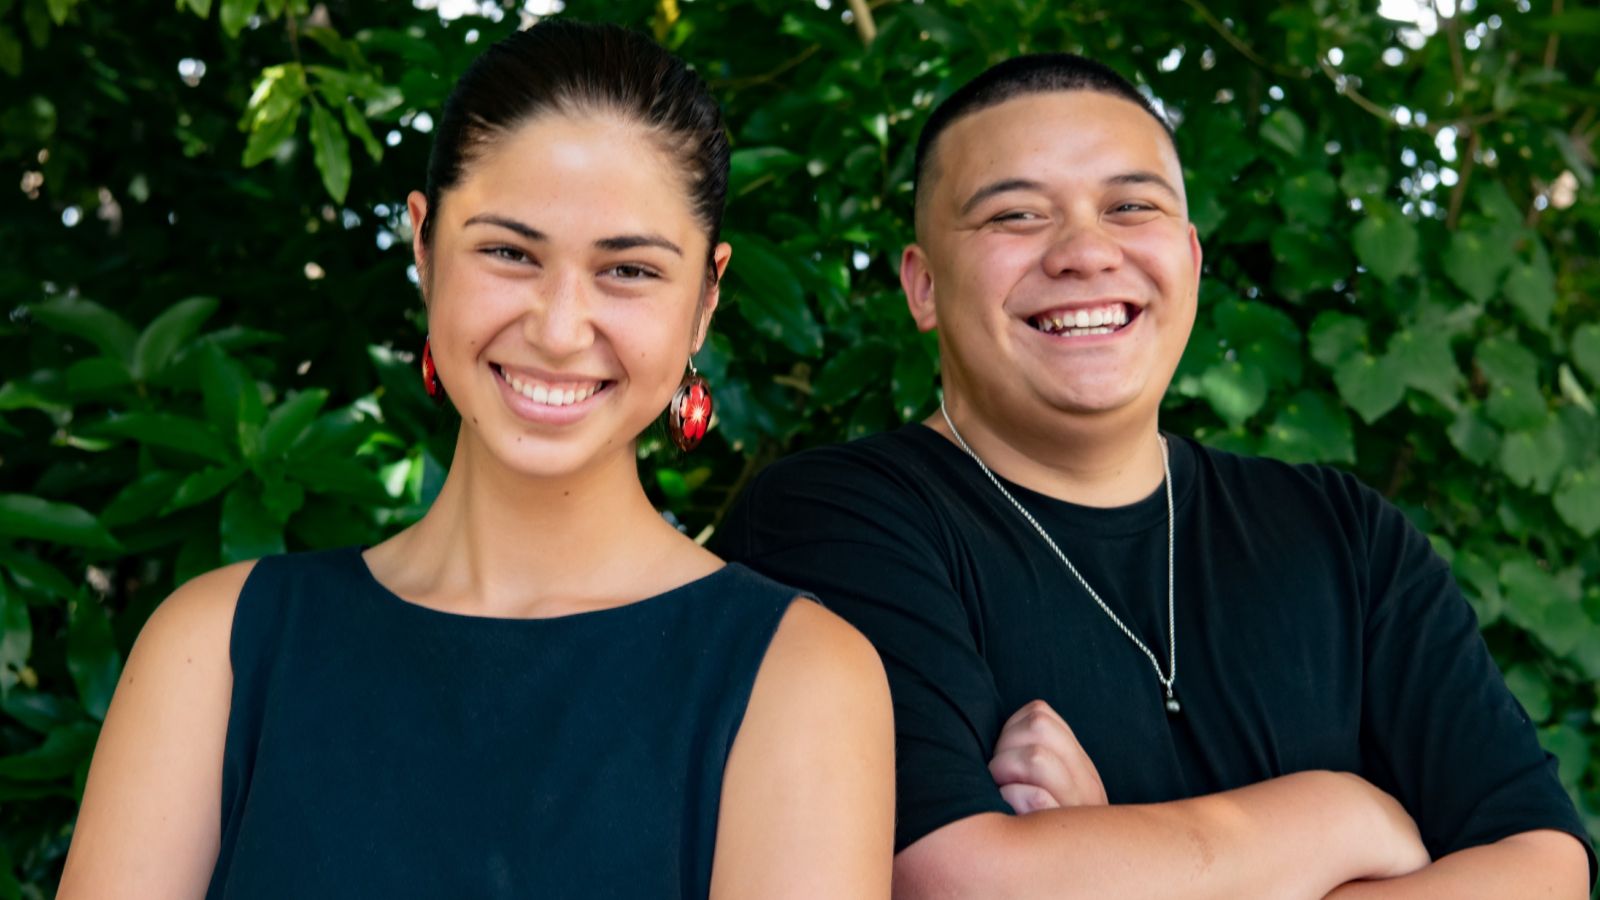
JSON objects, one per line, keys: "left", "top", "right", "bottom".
{"left": 498, "top": 367, "right": 602, "bottom": 407}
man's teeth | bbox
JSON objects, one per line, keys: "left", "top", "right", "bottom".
{"left": 1034, "top": 303, "right": 1131, "bottom": 336}
{"left": 499, "top": 368, "right": 602, "bottom": 407}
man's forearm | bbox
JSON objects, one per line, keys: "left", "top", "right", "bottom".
{"left": 1322, "top": 830, "right": 1590, "bottom": 900}
{"left": 895, "top": 771, "right": 1423, "bottom": 900}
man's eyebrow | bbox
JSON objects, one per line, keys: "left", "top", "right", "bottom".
{"left": 959, "top": 178, "right": 1046, "bottom": 216}
{"left": 463, "top": 214, "right": 546, "bottom": 241}
{"left": 1106, "top": 171, "right": 1180, "bottom": 198}
{"left": 595, "top": 234, "right": 683, "bottom": 256}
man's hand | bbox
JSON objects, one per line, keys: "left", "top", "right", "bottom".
{"left": 988, "top": 699, "right": 1108, "bottom": 813}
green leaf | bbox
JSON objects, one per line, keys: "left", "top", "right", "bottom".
{"left": 724, "top": 232, "right": 823, "bottom": 356}
{"left": 1447, "top": 406, "right": 1500, "bottom": 466}
{"left": 163, "top": 463, "right": 247, "bottom": 514}
{"left": 1485, "top": 379, "right": 1545, "bottom": 431}
{"left": 1213, "top": 300, "right": 1302, "bottom": 388}
{"left": 1275, "top": 169, "right": 1338, "bottom": 226}
{"left": 339, "top": 97, "right": 382, "bottom": 162}
{"left": 1259, "top": 108, "right": 1307, "bottom": 157}
{"left": 219, "top": 0, "right": 259, "bottom": 37}
{"left": 182, "top": 0, "right": 212, "bottom": 16}
{"left": 64, "top": 357, "right": 133, "bottom": 396}
{"left": 1269, "top": 225, "right": 1351, "bottom": 298}
{"left": 1441, "top": 226, "right": 1514, "bottom": 303}
{"left": 0, "top": 25, "right": 20, "bottom": 77}
{"left": 0, "top": 494, "right": 120, "bottom": 550}
{"left": 729, "top": 147, "right": 804, "bottom": 196}
{"left": 308, "top": 99, "right": 351, "bottom": 203}
{"left": 1553, "top": 466, "right": 1600, "bottom": 537}
{"left": 1476, "top": 336, "right": 1539, "bottom": 386}
{"left": 0, "top": 723, "right": 97, "bottom": 781}
{"left": 1386, "top": 330, "right": 1460, "bottom": 405}
{"left": 1503, "top": 261, "right": 1556, "bottom": 334}
{"left": 1500, "top": 558, "right": 1581, "bottom": 655}
{"left": 85, "top": 412, "right": 232, "bottom": 462}
{"left": 28, "top": 298, "right": 137, "bottom": 365}
{"left": 221, "top": 483, "right": 285, "bottom": 563}
{"left": 131, "top": 295, "right": 219, "bottom": 381}
{"left": 1338, "top": 156, "right": 1389, "bottom": 200}
{"left": 241, "top": 102, "right": 299, "bottom": 167}
{"left": 1308, "top": 312, "right": 1366, "bottom": 367}
{"left": 1556, "top": 364, "right": 1595, "bottom": 415}
{"left": 1498, "top": 417, "right": 1566, "bottom": 493}
{"left": 1199, "top": 361, "right": 1268, "bottom": 426}
{"left": 0, "top": 578, "right": 33, "bottom": 693}
{"left": 1333, "top": 353, "right": 1405, "bottom": 424}
{"left": 812, "top": 340, "right": 893, "bottom": 409}
{"left": 66, "top": 596, "right": 119, "bottom": 719}
{"left": 891, "top": 342, "right": 937, "bottom": 421}
{"left": 199, "top": 342, "right": 266, "bottom": 441}
{"left": 260, "top": 389, "right": 329, "bottom": 460}
{"left": 1529, "top": 9, "right": 1600, "bottom": 34}
{"left": 1351, "top": 205, "right": 1419, "bottom": 284}
{"left": 1504, "top": 664, "right": 1551, "bottom": 721}
{"left": 43, "top": 0, "right": 68, "bottom": 24}
{"left": 0, "top": 547, "right": 74, "bottom": 598}
{"left": 1570, "top": 323, "right": 1600, "bottom": 386}
{"left": 1260, "top": 390, "right": 1355, "bottom": 464}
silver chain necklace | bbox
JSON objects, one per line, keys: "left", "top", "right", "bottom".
{"left": 939, "top": 400, "right": 1181, "bottom": 715}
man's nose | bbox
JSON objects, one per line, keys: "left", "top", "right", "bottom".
{"left": 1041, "top": 218, "right": 1123, "bottom": 278}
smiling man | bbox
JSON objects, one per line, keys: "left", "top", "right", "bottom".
{"left": 713, "top": 55, "right": 1595, "bottom": 897}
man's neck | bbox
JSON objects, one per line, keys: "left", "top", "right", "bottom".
{"left": 926, "top": 398, "right": 1167, "bottom": 509}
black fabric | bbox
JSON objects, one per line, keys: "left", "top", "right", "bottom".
{"left": 714, "top": 424, "right": 1595, "bottom": 882}
{"left": 207, "top": 546, "right": 800, "bottom": 899}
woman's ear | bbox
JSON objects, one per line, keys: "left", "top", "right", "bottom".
{"left": 693, "top": 241, "right": 733, "bottom": 352}
{"left": 407, "top": 190, "right": 431, "bottom": 297}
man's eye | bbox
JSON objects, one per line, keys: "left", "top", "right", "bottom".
{"left": 1112, "top": 203, "right": 1157, "bottom": 214}
{"left": 992, "top": 211, "right": 1040, "bottom": 223}
{"left": 606, "top": 264, "right": 660, "bottom": 280}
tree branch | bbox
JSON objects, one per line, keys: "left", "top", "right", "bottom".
{"left": 846, "top": 0, "right": 877, "bottom": 46}
{"left": 1179, "top": 0, "right": 1309, "bottom": 79}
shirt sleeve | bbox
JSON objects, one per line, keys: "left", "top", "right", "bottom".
{"left": 712, "top": 452, "right": 1015, "bottom": 851}
{"left": 1348, "top": 474, "right": 1596, "bottom": 885}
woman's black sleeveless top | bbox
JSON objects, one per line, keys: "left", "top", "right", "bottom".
{"left": 205, "top": 546, "right": 802, "bottom": 899}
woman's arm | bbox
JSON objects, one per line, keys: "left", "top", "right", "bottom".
{"left": 710, "top": 599, "right": 896, "bottom": 899}
{"left": 57, "top": 562, "right": 251, "bottom": 900}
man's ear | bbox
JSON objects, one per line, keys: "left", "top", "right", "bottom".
{"left": 901, "top": 243, "right": 938, "bottom": 333}
{"left": 407, "top": 190, "right": 430, "bottom": 295}
{"left": 692, "top": 241, "right": 733, "bottom": 353}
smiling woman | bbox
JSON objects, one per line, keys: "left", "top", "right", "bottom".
{"left": 55, "top": 20, "right": 893, "bottom": 900}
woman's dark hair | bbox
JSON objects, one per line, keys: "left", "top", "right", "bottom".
{"left": 420, "top": 20, "right": 730, "bottom": 275}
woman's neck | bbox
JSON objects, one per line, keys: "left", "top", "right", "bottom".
{"left": 367, "top": 428, "right": 715, "bottom": 618}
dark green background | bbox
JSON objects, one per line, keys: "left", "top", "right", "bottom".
{"left": 2, "top": 0, "right": 1597, "bottom": 894}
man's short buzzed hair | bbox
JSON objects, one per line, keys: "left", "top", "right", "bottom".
{"left": 912, "top": 53, "right": 1176, "bottom": 216}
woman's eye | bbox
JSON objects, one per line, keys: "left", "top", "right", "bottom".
{"left": 484, "top": 246, "right": 531, "bottom": 264}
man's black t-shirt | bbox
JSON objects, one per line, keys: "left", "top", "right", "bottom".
{"left": 713, "top": 424, "right": 1594, "bottom": 878}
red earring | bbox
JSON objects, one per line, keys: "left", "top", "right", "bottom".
{"left": 667, "top": 362, "right": 713, "bottom": 451}
{"left": 421, "top": 336, "right": 444, "bottom": 403}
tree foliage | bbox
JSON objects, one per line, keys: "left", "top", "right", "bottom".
{"left": 1, "top": 0, "right": 1597, "bottom": 893}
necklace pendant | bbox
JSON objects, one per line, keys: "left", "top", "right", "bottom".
{"left": 1164, "top": 693, "right": 1181, "bottom": 716}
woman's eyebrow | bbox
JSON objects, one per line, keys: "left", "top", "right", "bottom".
{"left": 463, "top": 213, "right": 546, "bottom": 241}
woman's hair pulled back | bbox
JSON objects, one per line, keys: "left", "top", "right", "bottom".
{"left": 420, "top": 20, "right": 730, "bottom": 273}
